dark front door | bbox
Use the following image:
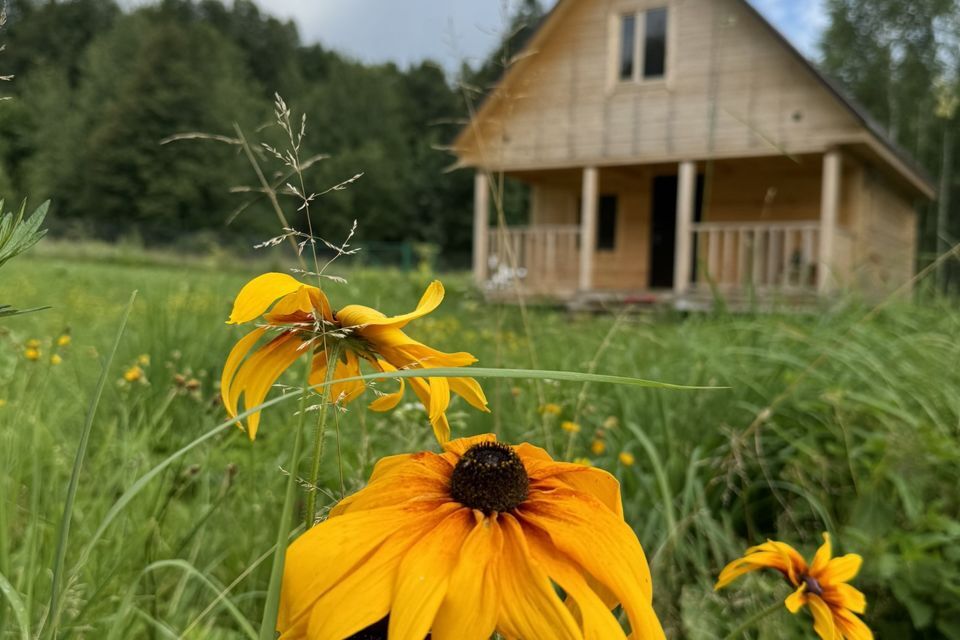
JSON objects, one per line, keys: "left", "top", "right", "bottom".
{"left": 648, "top": 174, "right": 704, "bottom": 289}
{"left": 649, "top": 176, "right": 679, "bottom": 288}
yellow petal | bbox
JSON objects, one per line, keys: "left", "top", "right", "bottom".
{"left": 231, "top": 333, "right": 305, "bottom": 439}
{"left": 834, "top": 607, "right": 874, "bottom": 640}
{"left": 432, "top": 513, "right": 502, "bottom": 640}
{"left": 309, "top": 349, "right": 366, "bottom": 405}
{"left": 389, "top": 508, "right": 474, "bottom": 640}
{"left": 822, "top": 554, "right": 863, "bottom": 584}
{"left": 811, "top": 532, "right": 833, "bottom": 575}
{"left": 525, "top": 462, "right": 624, "bottom": 519}
{"left": 368, "top": 359, "right": 405, "bottom": 412}
{"left": 280, "top": 506, "right": 415, "bottom": 630}
{"left": 525, "top": 526, "right": 628, "bottom": 640}
{"left": 264, "top": 285, "right": 332, "bottom": 324}
{"left": 228, "top": 273, "right": 304, "bottom": 324}
{"left": 407, "top": 375, "right": 452, "bottom": 443}
{"left": 807, "top": 595, "right": 837, "bottom": 640}
{"left": 220, "top": 327, "right": 267, "bottom": 420}
{"left": 785, "top": 584, "right": 808, "bottom": 613}
{"left": 305, "top": 502, "right": 463, "bottom": 640}
{"left": 831, "top": 582, "right": 867, "bottom": 614}
{"left": 518, "top": 485, "right": 664, "bottom": 640}
{"left": 449, "top": 376, "right": 489, "bottom": 412}
{"left": 330, "top": 454, "right": 452, "bottom": 517}
{"left": 339, "top": 280, "right": 444, "bottom": 329}
{"left": 442, "top": 434, "right": 498, "bottom": 457}
{"left": 496, "top": 514, "right": 581, "bottom": 640}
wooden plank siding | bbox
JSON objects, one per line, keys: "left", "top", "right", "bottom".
{"left": 456, "top": 0, "right": 863, "bottom": 171}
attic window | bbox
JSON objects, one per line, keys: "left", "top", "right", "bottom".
{"left": 618, "top": 14, "right": 636, "bottom": 80}
{"left": 617, "top": 8, "right": 668, "bottom": 82}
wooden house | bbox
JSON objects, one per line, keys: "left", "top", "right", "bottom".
{"left": 452, "top": 0, "right": 935, "bottom": 308}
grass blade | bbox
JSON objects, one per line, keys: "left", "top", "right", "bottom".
{"left": 45, "top": 290, "right": 137, "bottom": 639}
{"left": 0, "top": 570, "right": 29, "bottom": 640}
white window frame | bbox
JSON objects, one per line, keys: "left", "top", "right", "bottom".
{"left": 609, "top": 4, "right": 672, "bottom": 89}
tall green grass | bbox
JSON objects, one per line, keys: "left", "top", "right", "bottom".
{"left": 1, "top": 255, "right": 958, "bottom": 638}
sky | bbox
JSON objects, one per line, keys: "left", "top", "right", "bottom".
{"left": 245, "top": 0, "right": 828, "bottom": 73}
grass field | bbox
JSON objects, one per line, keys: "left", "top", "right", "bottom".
{"left": 1, "top": 254, "right": 959, "bottom": 638}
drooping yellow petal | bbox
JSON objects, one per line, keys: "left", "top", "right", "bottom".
{"left": 309, "top": 349, "right": 366, "bottom": 405}
{"left": 518, "top": 484, "right": 664, "bottom": 640}
{"left": 407, "top": 375, "right": 452, "bottom": 443}
{"left": 810, "top": 532, "right": 833, "bottom": 575}
{"left": 389, "top": 508, "right": 473, "bottom": 640}
{"left": 228, "top": 273, "right": 304, "bottom": 324}
{"left": 449, "top": 376, "right": 490, "bottom": 412}
{"left": 525, "top": 526, "right": 628, "bottom": 640}
{"left": 368, "top": 359, "right": 405, "bottom": 412}
{"left": 831, "top": 582, "right": 867, "bottom": 614}
{"left": 806, "top": 595, "right": 837, "bottom": 640}
{"left": 821, "top": 554, "right": 863, "bottom": 584}
{"left": 496, "top": 514, "right": 581, "bottom": 640}
{"left": 264, "top": 285, "right": 332, "bottom": 324}
{"left": 834, "top": 607, "right": 874, "bottom": 640}
{"left": 338, "top": 281, "right": 444, "bottom": 329}
{"left": 230, "top": 332, "right": 306, "bottom": 439}
{"left": 432, "top": 513, "right": 502, "bottom": 640}
{"left": 220, "top": 327, "right": 267, "bottom": 420}
{"left": 785, "top": 585, "right": 808, "bottom": 613}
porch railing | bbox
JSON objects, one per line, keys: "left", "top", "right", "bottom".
{"left": 689, "top": 221, "right": 821, "bottom": 291}
{"left": 487, "top": 224, "right": 580, "bottom": 294}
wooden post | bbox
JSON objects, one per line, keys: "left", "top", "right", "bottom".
{"left": 579, "top": 167, "right": 599, "bottom": 291}
{"left": 818, "top": 150, "right": 841, "bottom": 294}
{"left": 673, "top": 160, "right": 696, "bottom": 295}
{"left": 473, "top": 171, "right": 489, "bottom": 285}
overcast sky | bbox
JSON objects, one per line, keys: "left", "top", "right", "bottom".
{"left": 244, "top": 0, "right": 827, "bottom": 73}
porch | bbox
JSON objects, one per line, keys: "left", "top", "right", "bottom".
{"left": 473, "top": 152, "right": 852, "bottom": 309}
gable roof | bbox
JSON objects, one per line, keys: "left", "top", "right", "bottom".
{"left": 455, "top": 0, "right": 935, "bottom": 199}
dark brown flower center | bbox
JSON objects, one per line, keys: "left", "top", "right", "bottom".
{"left": 449, "top": 442, "right": 529, "bottom": 514}
{"left": 802, "top": 574, "right": 824, "bottom": 597}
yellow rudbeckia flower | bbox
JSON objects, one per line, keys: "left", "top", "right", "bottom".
{"left": 221, "top": 273, "right": 488, "bottom": 442}
{"left": 716, "top": 533, "right": 872, "bottom": 640}
{"left": 278, "top": 434, "right": 665, "bottom": 640}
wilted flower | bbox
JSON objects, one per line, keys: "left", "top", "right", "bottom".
{"left": 222, "top": 273, "right": 487, "bottom": 442}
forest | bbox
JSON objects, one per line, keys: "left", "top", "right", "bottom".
{"left": 0, "top": 0, "right": 958, "bottom": 280}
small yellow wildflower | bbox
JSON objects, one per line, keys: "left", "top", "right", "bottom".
{"left": 137, "top": 354, "right": 151, "bottom": 366}
{"left": 561, "top": 420, "right": 581, "bottom": 434}
{"left": 50, "top": 354, "right": 63, "bottom": 366}
{"left": 57, "top": 334, "right": 72, "bottom": 347}
{"left": 603, "top": 416, "right": 620, "bottom": 429}
{"left": 124, "top": 365, "right": 145, "bottom": 383}
{"left": 539, "top": 403, "right": 562, "bottom": 416}
{"left": 572, "top": 457, "right": 593, "bottom": 466}
{"left": 619, "top": 451, "right": 635, "bottom": 466}
{"left": 591, "top": 439, "right": 607, "bottom": 455}
{"left": 26, "top": 338, "right": 41, "bottom": 349}
{"left": 25, "top": 348, "right": 40, "bottom": 361}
